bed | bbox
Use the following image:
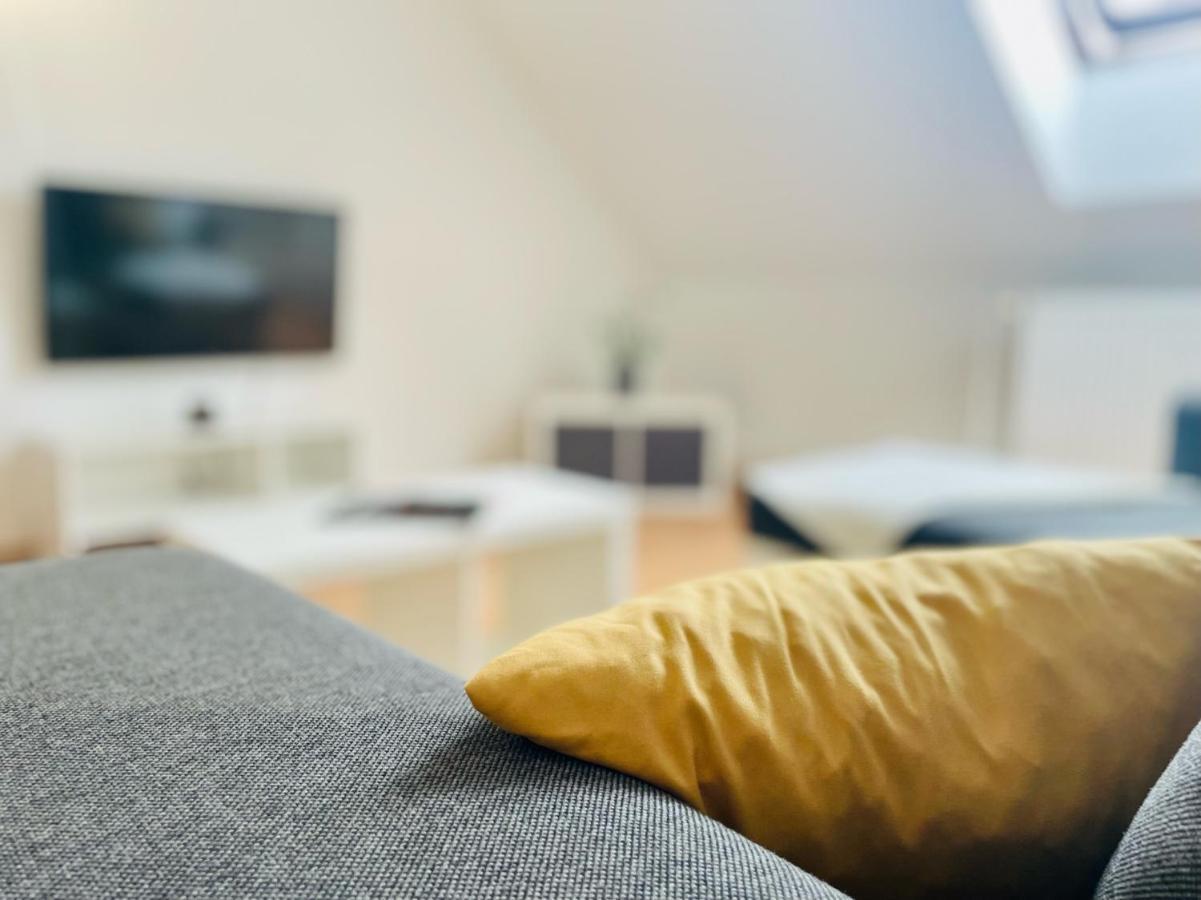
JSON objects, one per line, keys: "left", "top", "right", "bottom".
{"left": 746, "top": 441, "right": 1201, "bottom": 556}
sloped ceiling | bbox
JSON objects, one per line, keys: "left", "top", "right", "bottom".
{"left": 465, "top": 0, "right": 1201, "bottom": 279}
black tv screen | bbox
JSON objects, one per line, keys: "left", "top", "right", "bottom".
{"left": 43, "top": 186, "right": 337, "bottom": 360}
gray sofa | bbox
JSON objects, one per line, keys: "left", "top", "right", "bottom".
{"left": 1, "top": 549, "right": 844, "bottom": 899}
{"left": 3, "top": 548, "right": 1199, "bottom": 898}
{"left": 1097, "top": 721, "right": 1201, "bottom": 898}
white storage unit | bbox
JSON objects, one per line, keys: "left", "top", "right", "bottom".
{"left": 527, "top": 392, "right": 736, "bottom": 515}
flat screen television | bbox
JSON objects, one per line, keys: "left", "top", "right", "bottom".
{"left": 43, "top": 186, "right": 338, "bottom": 360}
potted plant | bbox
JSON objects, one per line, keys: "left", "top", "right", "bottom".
{"left": 604, "top": 305, "right": 658, "bottom": 394}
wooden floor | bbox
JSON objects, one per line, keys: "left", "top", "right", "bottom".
{"left": 635, "top": 500, "right": 798, "bottom": 595}
{"left": 636, "top": 507, "right": 748, "bottom": 594}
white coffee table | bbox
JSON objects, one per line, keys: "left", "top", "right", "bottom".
{"left": 166, "top": 464, "right": 636, "bottom": 675}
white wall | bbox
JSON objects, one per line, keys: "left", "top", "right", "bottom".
{"left": 0, "top": 0, "right": 635, "bottom": 481}
{"left": 467, "top": 0, "right": 1201, "bottom": 462}
{"left": 646, "top": 274, "right": 978, "bottom": 460}
{"left": 649, "top": 270, "right": 1201, "bottom": 463}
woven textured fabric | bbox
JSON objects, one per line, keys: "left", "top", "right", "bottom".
{"left": 0, "top": 548, "right": 843, "bottom": 899}
{"left": 1096, "top": 722, "right": 1201, "bottom": 899}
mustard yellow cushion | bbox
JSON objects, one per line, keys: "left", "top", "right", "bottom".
{"left": 466, "top": 539, "right": 1201, "bottom": 899}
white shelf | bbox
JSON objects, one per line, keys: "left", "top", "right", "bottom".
{"left": 51, "top": 425, "right": 356, "bottom": 553}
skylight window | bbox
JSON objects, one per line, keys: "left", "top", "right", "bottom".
{"left": 973, "top": 0, "right": 1201, "bottom": 205}
{"left": 1064, "top": 0, "right": 1201, "bottom": 62}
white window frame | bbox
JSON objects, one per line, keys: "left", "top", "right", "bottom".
{"left": 1063, "top": 0, "right": 1201, "bottom": 63}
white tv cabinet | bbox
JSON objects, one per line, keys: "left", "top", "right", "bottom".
{"left": 52, "top": 426, "right": 355, "bottom": 553}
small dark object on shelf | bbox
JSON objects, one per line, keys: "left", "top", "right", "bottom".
{"left": 188, "top": 400, "right": 216, "bottom": 432}
{"left": 329, "top": 498, "right": 480, "bottom": 523}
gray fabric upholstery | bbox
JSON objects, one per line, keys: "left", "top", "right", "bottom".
{"left": 1, "top": 548, "right": 844, "bottom": 899}
{"left": 1096, "top": 721, "right": 1201, "bottom": 899}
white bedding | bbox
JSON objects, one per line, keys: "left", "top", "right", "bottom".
{"left": 745, "top": 440, "right": 1172, "bottom": 557}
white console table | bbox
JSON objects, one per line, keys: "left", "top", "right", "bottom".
{"left": 166, "top": 464, "right": 636, "bottom": 676}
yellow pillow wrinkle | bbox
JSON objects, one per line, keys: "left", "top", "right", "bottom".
{"left": 465, "top": 538, "right": 1201, "bottom": 900}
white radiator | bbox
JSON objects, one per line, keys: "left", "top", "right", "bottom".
{"left": 1002, "top": 290, "right": 1201, "bottom": 475}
